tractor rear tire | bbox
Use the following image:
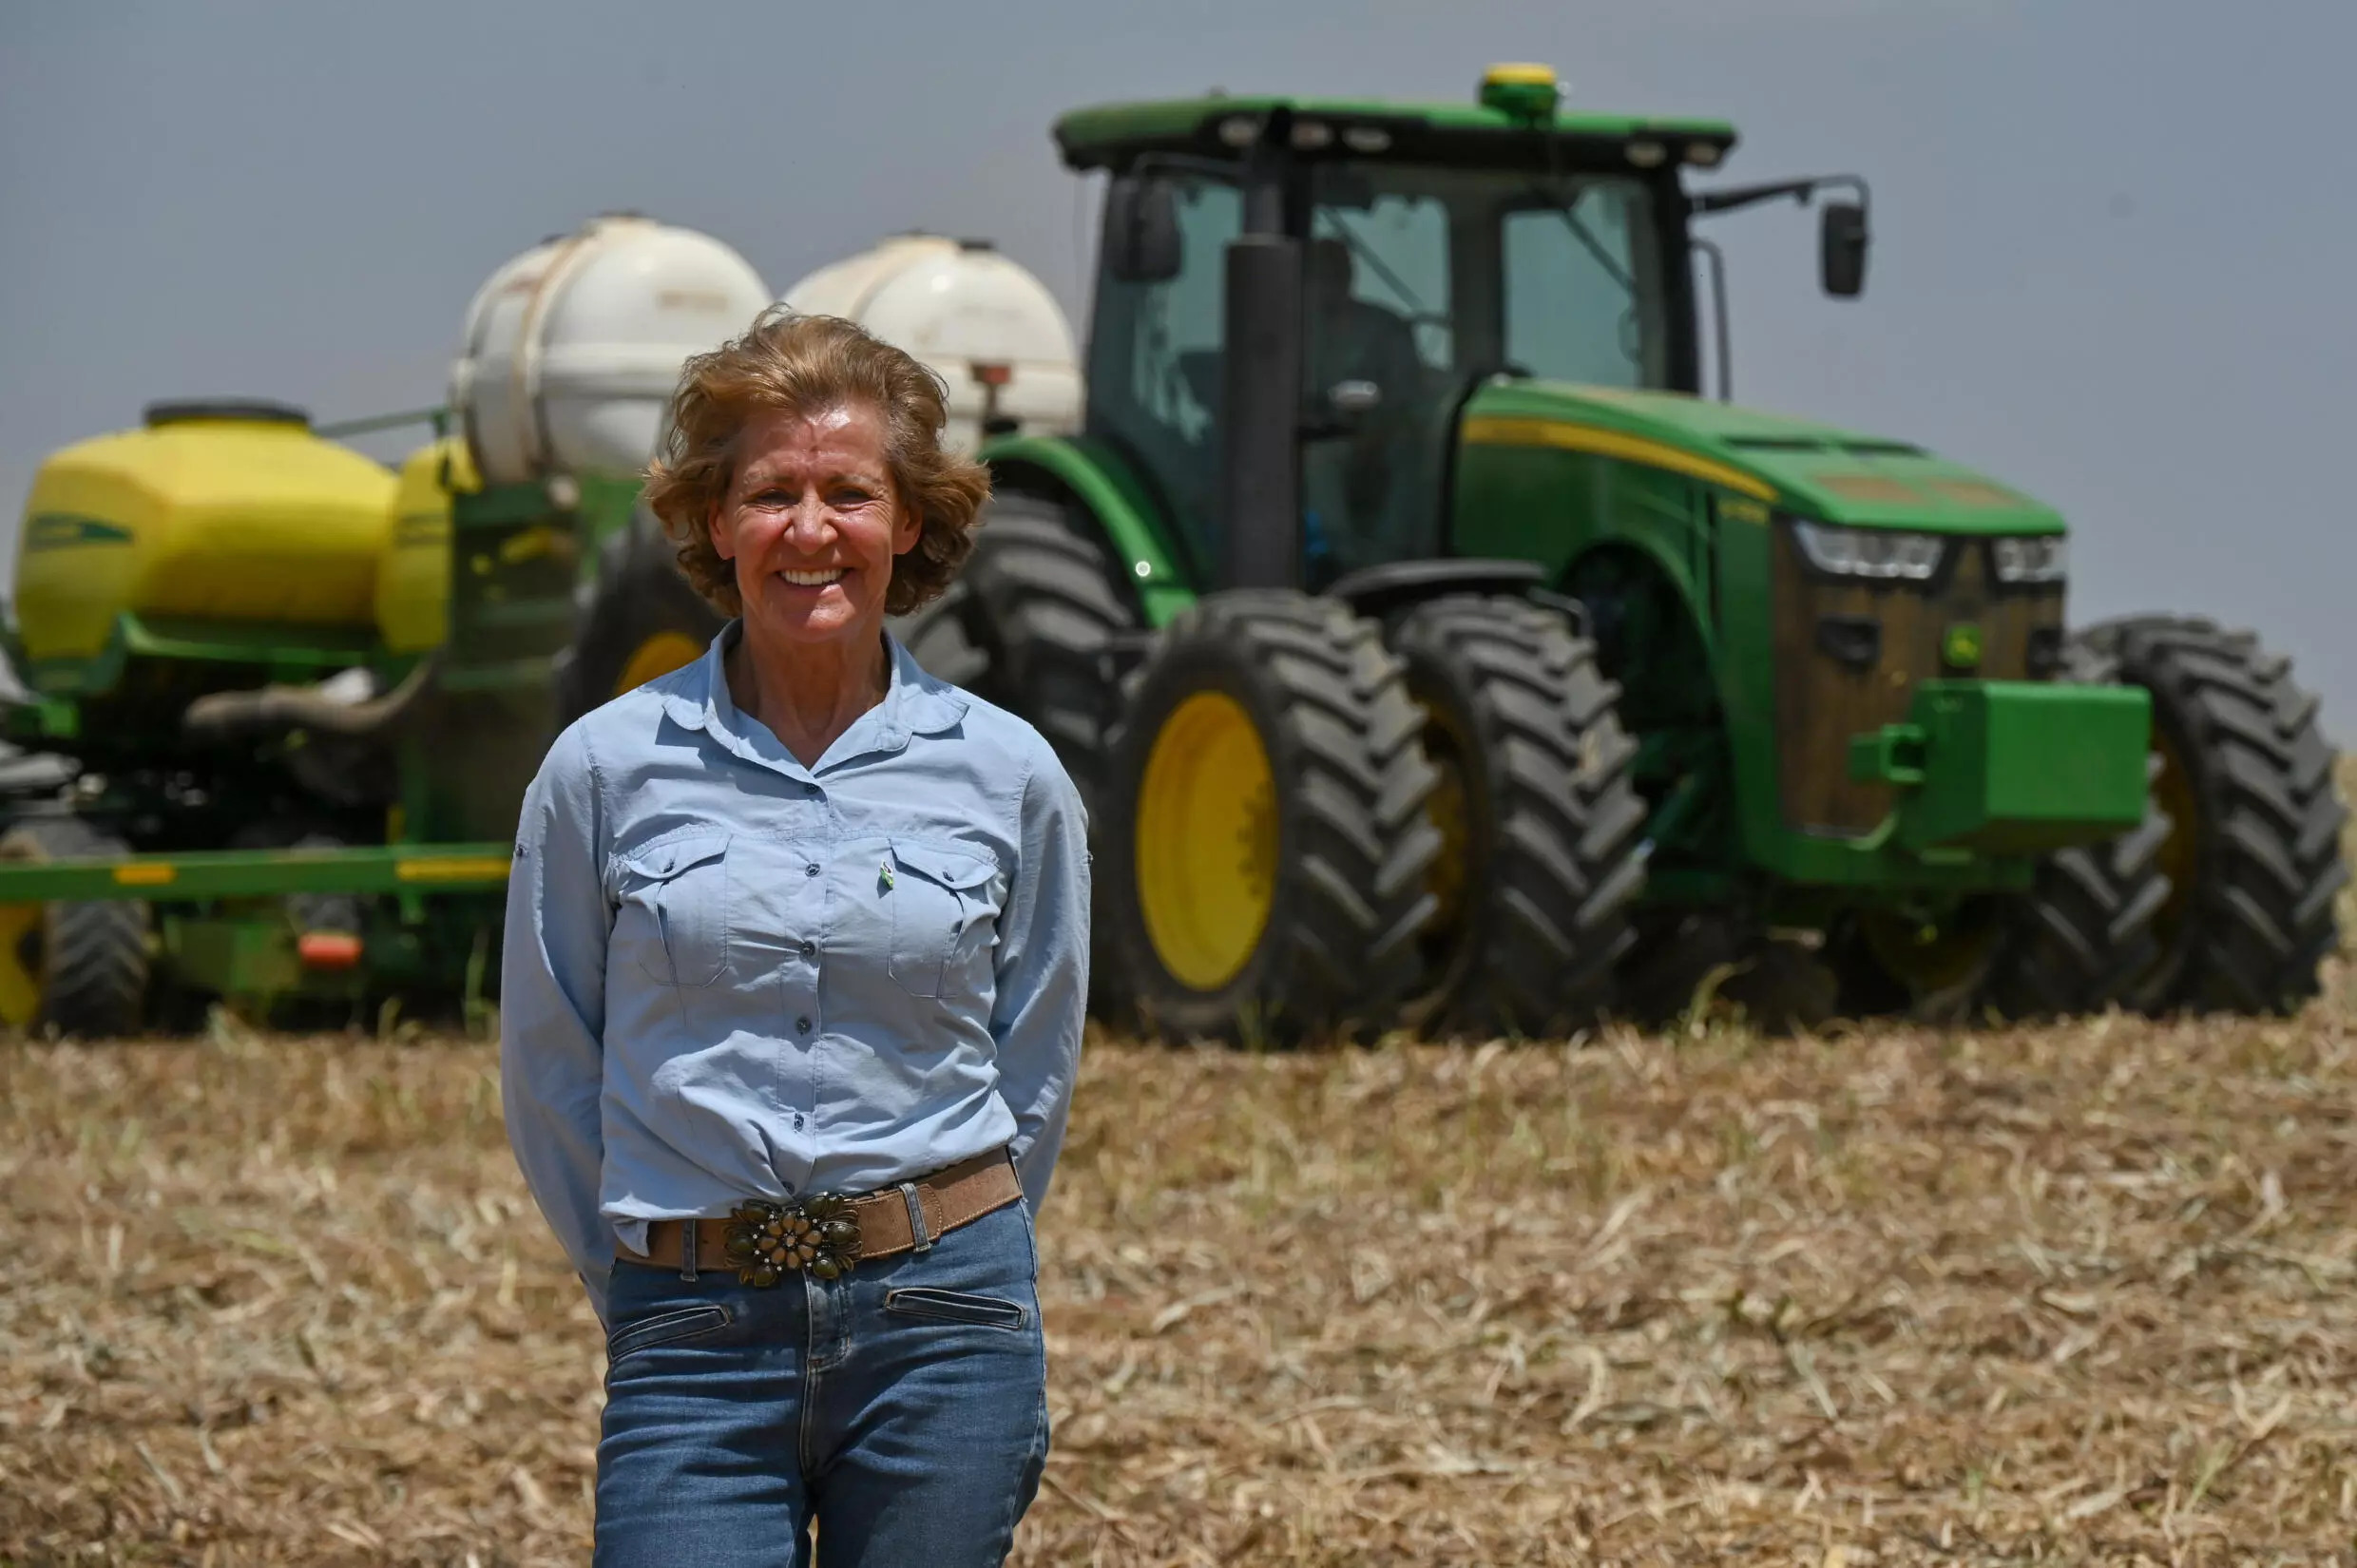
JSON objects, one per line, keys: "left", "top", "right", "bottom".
{"left": 556, "top": 510, "right": 724, "bottom": 724}
{"left": 1977, "top": 635, "right": 2174, "bottom": 1021}
{"left": 2081, "top": 615, "right": 2348, "bottom": 1014}
{"left": 1389, "top": 595, "right": 1647, "bottom": 1038}
{"left": 0, "top": 816, "right": 151, "bottom": 1038}
{"left": 1102, "top": 591, "right": 1442, "bottom": 1043}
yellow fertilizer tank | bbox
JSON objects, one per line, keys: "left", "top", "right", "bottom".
{"left": 15, "top": 400, "right": 397, "bottom": 664}
{"left": 374, "top": 435, "right": 476, "bottom": 656}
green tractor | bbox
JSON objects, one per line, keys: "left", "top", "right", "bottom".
{"left": 873, "top": 63, "right": 2346, "bottom": 1040}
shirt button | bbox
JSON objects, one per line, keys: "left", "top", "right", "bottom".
{"left": 800, "top": 939, "right": 817, "bottom": 959}
{"left": 804, "top": 863, "right": 819, "bottom": 878}
{"left": 795, "top": 1015, "right": 813, "bottom": 1034}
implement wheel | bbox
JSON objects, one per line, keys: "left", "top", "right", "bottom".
{"left": 1102, "top": 591, "right": 1441, "bottom": 1042}
{"left": 2079, "top": 616, "right": 2348, "bottom": 1014}
{"left": 1389, "top": 595, "right": 1647, "bottom": 1038}
{"left": 0, "top": 816, "right": 151, "bottom": 1038}
{"left": 556, "top": 507, "right": 723, "bottom": 723}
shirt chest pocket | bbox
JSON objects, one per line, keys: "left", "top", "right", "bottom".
{"left": 884, "top": 839, "right": 1001, "bottom": 1000}
{"left": 614, "top": 833, "right": 732, "bottom": 987}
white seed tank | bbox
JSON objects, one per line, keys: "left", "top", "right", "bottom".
{"left": 450, "top": 213, "right": 772, "bottom": 485}
{"left": 781, "top": 234, "right": 1083, "bottom": 452}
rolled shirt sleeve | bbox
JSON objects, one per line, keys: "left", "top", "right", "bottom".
{"left": 498, "top": 722, "right": 617, "bottom": 1325}
{"left": 987, "top": 743, "right": 1091, "bottom": 1215}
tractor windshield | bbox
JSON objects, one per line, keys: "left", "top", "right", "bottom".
{"left": 1081, "top": 157, "right": 1678, "bottom": 588}
{"left": 1298, "top": 163, "right": 1672, "bottom": 577}
{"left": 1306, "top": 163, "right": 1672, "bottom": 395}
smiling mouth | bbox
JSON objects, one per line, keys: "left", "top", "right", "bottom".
{"left": 777, "top": 568, "right": 846, "bottom": 587}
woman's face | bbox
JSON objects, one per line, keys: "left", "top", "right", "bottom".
{"left": 709, "top": 401, "right": 919, "bottom": 652}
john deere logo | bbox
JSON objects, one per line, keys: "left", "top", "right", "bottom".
{"left": 24, "top": 513, "right": 133, "bottom": 551}
{"left": 1943, "top": 623, "right": 1984, "bottom": 668}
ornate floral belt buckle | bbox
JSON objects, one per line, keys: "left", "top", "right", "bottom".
{"left": 722, "top": 1195, "right": 861, "bottom": 1286}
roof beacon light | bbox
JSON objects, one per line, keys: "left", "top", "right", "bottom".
{"left": 1480, "top": 62, "right": 1561, "bottom": 122}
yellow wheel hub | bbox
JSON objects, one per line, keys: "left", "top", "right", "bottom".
{"left": 0, "top": 901, "right": 40, "bottom": 1027}
{"left": 615, "top": 630, "right": 705, "bottom": 697}
{"left": 1134, "top": 692, "right": 1278, "bottom": 992}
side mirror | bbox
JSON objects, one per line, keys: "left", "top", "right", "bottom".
{"left": 1820, "top": 200, "right": 1868, "bottom": 297}
{"left": 1104, "top": 175, "right": 1182, "bottom": 284}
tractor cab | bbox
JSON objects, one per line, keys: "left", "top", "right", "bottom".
{"left": 1056, "top": 66, "right": 1857, "bottom": 594}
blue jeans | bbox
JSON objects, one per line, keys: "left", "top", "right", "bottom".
{"left": 591, "top": 1198, "right": 1049, "bottom": 1566}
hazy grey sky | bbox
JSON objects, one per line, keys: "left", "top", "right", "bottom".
{"left": 5, "top": 1, "right": 2350, "bottom": 730}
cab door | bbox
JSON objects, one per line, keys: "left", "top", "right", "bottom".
{"left": 1083, "top": 164, "right": 1243, "bottom": 584}
{"left": 1298, "top": 167, "right": 1466, "bottom": 589}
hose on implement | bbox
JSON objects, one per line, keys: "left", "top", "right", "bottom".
{"left": 180, "top": 653, "right": 440, "bottom": 742}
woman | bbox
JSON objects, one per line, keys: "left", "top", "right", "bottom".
{"left": 499, "top": 307, "right": 1090, "bottom": 1566}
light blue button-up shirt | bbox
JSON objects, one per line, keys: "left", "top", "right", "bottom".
{"left": 498, "top": 622, "right": 1090, "bottom": 1325}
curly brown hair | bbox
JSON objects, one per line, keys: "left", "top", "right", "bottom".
{"left": 641, "top": 306, "right": 991, "bottom": 618}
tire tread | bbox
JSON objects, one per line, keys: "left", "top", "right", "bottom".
{"left": 1389, "top": 595, "right": 1648, "bottom": 1037}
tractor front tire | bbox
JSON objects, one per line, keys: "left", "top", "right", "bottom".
{"left": 1102, "top": 591, "right": 1442, "bottom": 1043}
{"left": 0, "top": 816, "right": 151, "bottom": 1038}
{"left": 1389, "top": 595, "right": 1647, "bottom": 1038}
{"left": 2085, "top": 615, "right": 2348, "bottom": 1014}
{"left": 1980, "top": 822, "right": 2174, "bottom": 1022}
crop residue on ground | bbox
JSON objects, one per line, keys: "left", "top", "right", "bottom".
{"left": 7, "top": 770, "right": 2357, "bottom": 1566}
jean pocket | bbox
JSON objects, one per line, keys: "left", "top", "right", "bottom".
{"left": 882, "top": 1287, "right": 1029, "bottom": 1330}
{"left": 605, "top": 1303, "right": 733, "bottom": 1365}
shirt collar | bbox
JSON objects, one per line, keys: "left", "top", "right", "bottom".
{"left": 660, "top": 620, "right": 969, "bottom": 775}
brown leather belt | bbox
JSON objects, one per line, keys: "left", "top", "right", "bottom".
{"left": 616, "top": 1148, "right": 1022, "bottom": 1287}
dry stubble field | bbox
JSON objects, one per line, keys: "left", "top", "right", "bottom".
{"left": 5, "top": 786, "right": 2357, "bottom": 1564}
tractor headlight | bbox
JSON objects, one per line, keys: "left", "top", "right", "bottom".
{"left": 1990, "top": 534, "right": 2068, "bottom": 584}
{"left": 1790, "top": 519, "right": 1945, "bottom": 582}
